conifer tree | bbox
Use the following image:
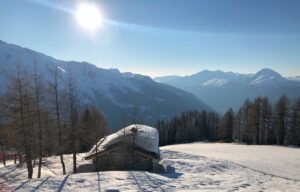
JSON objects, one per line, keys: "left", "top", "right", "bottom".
{"left": 274, "top": 95, "right": 289, "bottom": 145}
{"left": 218, "top": 108, "right": 234, "bottom": 141}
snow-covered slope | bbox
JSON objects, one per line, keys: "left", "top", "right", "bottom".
{"left": 0, "top": 40, "right": 211, "bottom": 129}
{"left": 249, "top": 68, "right": 289, "bottom": 87}
{"left": 163, "top": 143, "right": 300, "bottom": 180}
{"left": 1, "top": 144, "right": 300, "bottom": 191}
{"left": 155, "top": 69, "right": 300, "bottom": 113}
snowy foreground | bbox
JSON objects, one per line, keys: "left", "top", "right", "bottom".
{"left": 163, "top": 143, "right": 300, "bottom": 181}
{"left": 0, "top": 144, "right": 300, "bottom": 191}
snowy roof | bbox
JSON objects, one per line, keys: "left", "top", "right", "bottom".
{"left": 85, "top": 124, "right": 159, "bottom": 159}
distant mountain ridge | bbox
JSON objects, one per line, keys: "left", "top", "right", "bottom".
{"left": 0, "top": 40, "right": 211, "bottom": 130}
{"left": 155, "top": 69, "right": 300, "bottom": 113}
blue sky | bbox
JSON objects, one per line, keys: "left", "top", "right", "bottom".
{"left": 0, "top": 0, "right": 299, "bottom": 77}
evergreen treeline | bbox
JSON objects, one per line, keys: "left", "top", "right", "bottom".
{"left": 0, "top": 64, "right": 108, "bottom": 178}
{"left": 157, "top": 95, "right": 300, "bottom": 147}
{"left": 157, "top": 111, "right": 220, "bottom": 146}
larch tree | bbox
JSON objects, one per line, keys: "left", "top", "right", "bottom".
{"left": 0, "top": 113, "right": 6, "bottom": 167}
{"left": 49, "top": 66, "right": 66, "bottom": 175}
{"left": 207, "top": 112, "right": 220, "bottom": 141}
{"left": 90, "top": 107, "right": 108, "bottom": 170}
{"left": 260, "top": 97, "right": 273, "bottom": 144}
{"left": 66, "top": 66, "right": 80, "bottom": 174}
{"left": 33, "top": 61, "right": 43, "bottom": 178}
{"left": 233, "top": 109, "right": 243, "bottom": 142}
{"left": 288, "top": 99, "right": 300, "bottom": 146}
{"left": 218, "top": 108, "right": 234, "bottom": 141}
{"left": 274, "top": 95, "right": 289, "bottom": 145}
{"left": 242, "top": 99, "right": 254, "bottom": 144}
{"left": 5, "top": 64, "right": 36, "bottom": 179}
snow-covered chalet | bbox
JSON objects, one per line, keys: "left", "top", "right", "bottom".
{"left": 84, "top": 124, "right": 161, "bottom": 172}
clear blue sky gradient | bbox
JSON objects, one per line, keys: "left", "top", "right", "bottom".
{"left": 0, "top": 0, "right": 299, "bottom": 77}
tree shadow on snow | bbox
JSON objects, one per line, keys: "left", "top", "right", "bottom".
{"left": 57, "top": 175, "right": 69, "bottom": 192}
{"left": 0, "top": 165, "right": 18, "bottom": 178}
{"left": 32, "top": 177, "right": 50, "bottom": 192}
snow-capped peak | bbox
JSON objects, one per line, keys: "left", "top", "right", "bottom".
{"left": 250, "top": 68, "right": 285, "bottom": 86}
{"left": 254, "top": 68, "right": 282, "bottom": 78}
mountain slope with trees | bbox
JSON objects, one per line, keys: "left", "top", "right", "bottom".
{"left": 0, "top": 40, "right": 211, "bottom": 130}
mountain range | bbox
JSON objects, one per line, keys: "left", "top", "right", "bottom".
{"left": 0, "top": 40, "right": 211, "bottom": 130}
{"left": 1, "top": 39, "right": 299, "bottom": 129}
{"left": 155, "top": 69, "right": 300, "bottom": 113}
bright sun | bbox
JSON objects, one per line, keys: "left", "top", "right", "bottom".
{"left": 75, "top": 2, "right": 103, "bottom": 31}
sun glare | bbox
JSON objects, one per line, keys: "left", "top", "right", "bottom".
{"left": 75, "top": 2, "right": 103, "bottom": 32}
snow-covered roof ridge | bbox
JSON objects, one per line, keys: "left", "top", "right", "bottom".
{"left": 86, "top": 124, "right": 160, "bottom": 159}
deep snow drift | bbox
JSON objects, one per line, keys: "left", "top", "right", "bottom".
{"left": 1, "top": 144, "right": 300, "bottom": 191}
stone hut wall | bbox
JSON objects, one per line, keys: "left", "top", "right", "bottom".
{"left": 94, "top": 145, "right": 153, "bottom": 171}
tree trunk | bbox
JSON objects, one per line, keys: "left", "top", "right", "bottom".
{"left": 73, "top": 152, "right": 77, "bottom": 174}
{"left": 94, "top": 122, "right": 98, "bottom": 172}
{"left": 67, "top": 67, "right": 78, "bottom": 174}
{"left": 34, "top": 63, "right": 43, "bottom": 178}
{"left": 18, "top": 151, "right": 23, "bottom": 165}
{"left": 26, "top": 155, "right": 33, "bottom": 179}
{"left": 59, "top": 154, "right": 66, "bottom": 175}
{"left": 54, "top": 68, "right": 66, "bottom": 175}
{"left": 1, "top": 146, "right": 6, "bottom": 167}
{"left": 38, "top": 155, "right": 42, "bottom": 178}
{"left": 17, "top": 67, "right": 30, "bottom": 178}
{"left": 14, "top": 153, "right": 17, "bottom": 164}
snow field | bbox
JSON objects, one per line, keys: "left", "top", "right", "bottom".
{"left": 162, "top": 143, "right": 300, "bottom": 180}
{"left": 1, "top": 144, "right": 300, "bottom": 191}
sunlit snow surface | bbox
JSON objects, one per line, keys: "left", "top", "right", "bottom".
{"left": 163, "top": 143, "right": 300, "bottom": 181}
{"left": 1, "top": 144, "right": 300, "bottom": 191}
